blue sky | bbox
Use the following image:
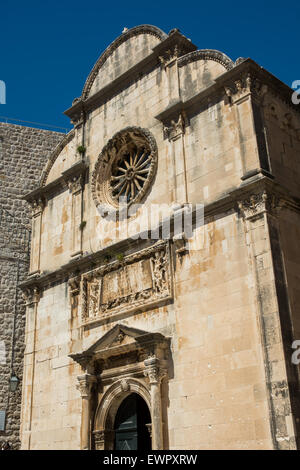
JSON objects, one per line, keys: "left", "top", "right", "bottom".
{"left": 1, "top": 0, "right": 299, "bottom": 132}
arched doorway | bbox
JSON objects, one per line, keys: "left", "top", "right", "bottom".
{"left": 114, "top": 393, "right": 151, "bottom": 450}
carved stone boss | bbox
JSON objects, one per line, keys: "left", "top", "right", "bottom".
{"left": 80, "top": 241, "right": 173, "bottom": 325}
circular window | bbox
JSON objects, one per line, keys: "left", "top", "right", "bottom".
{"left": 110, "top": 147, "right": 152, "bottom": 204}
{"left": 91, "top": 127, "right": 157, "bottom": 215}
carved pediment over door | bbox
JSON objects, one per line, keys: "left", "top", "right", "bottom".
{"left": 69, "top": 323, "right": 170, "bottom": 373}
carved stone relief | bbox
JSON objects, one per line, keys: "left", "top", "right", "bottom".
{"left": 163, "top": 112, "right": 185, "bottom": 141}
{"left": 81, "top": 241, "right": 172, "bottom": 325}
{"left": 224, "top": 72, "right": 268, "bottom": 104}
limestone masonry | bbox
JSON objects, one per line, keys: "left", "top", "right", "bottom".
{"left": 4, "top": 24, "right": 300, "bottom": 450}
{"left": 0, "top": 123, "right": 63, "bottom": 448}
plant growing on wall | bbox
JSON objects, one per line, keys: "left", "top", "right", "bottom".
{"left": 77, "top": 145, "right": 86, "bottom": 155}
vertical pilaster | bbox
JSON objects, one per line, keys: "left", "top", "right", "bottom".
{"left": 29, "top": 199, "right": 44, "bottom": 274}
{"left": 144, "top": 356, "right": 166, "bottom": 450}
{"left": 77, "top": 373, "right": 97, "bottom": 450}
{"left": 164, "top": 112, "right": 188, "bottom": 205}
{"left": 239, "top": 190, "right": 299, "bottom": 449}
{"left": 20, "top": 287, "right": 40, "bottom": 450}
{"left": 225, "top": 73, "right": 270, "bottom": 180}
{"left": 68, "top": 175, "right": 84, "bottom": 257}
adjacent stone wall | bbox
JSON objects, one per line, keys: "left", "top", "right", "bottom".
{"left": 0, "top": 123, "right": 63, "bottom": 449}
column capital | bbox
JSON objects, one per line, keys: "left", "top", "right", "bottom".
{"left": 29, "top": 197, "right": 45, "bottom": 216}
{"left": 22, "top": 286, "right": 40, "bottom": 307}
{"left": 144, "top": 355, "right": 167, "bottom": 385}
{"left": 163, "top": 112, "right": 185, "bottom": 141}
{"left": 77, "top": 373, "right": 97, "bottom": 398}
{"left": 238, "top": 190, "right": 282, "bottom": 221}
{"left": 66, "top": 174, "right": 84, "bottom": 194}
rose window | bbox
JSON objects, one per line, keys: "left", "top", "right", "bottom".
{"left": 110, "top": 147, "right": 152, "bottom": 204}
{"left": 91, "top": 127, "right": 157, "bottom": 214}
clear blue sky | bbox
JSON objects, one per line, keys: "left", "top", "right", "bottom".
{"left": 1, "top": 0, "right": 299, "bottom": 132}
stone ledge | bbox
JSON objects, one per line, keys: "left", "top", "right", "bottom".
{"left": 23, "top": 160, "right": 88, "bottom": 203}
{"left": 19, "top": 176, "right": 300, "bottom": 293}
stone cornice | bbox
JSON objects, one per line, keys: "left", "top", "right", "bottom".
{"left": 155, "top": 59, "right": 300, "bottom": 125}
{"left": 66, "top": 55, "right": 300, "bottom": 129}
{"left": 23, "top": 160, "right": 88, "bottom": 203}
{"left": 178, "top": 49, "right": 234, "bottom": 70}
{"left": 69, "top": 322, "right": 170, "bottom": 372}
{"left": 19, "top": 237, "right": 158, "bottom": 291}
{"left": 152, "top": 29, "right": 197, "bottom": 67}
{"left": 216, "top": 59, "right": 300, "bottom": 113}
{"left": 18, "top": 176, "right": 300, "bottom": 293}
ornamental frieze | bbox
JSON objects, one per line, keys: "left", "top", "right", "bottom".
{"left": 81, "top": 241, "right": 173, "bottom": 325}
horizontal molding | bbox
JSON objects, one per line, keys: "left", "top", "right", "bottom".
{"left": 23, "top": 160, "right": 88, "bottom": 202}
{"left": 19, "top": 176, "right": 300, "bottom": 292}
{"left": 65, "top": 30, "right": 197, "bottom": 123}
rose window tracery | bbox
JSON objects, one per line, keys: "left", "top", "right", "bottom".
{"left": 91, "top": 127, "right": 157, "bottom": 215}
{"left": 110, "top": 146, "right": 152, "bottom": 204}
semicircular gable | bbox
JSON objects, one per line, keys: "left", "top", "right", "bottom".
{"left": 82, "top": 24, "right": 167, "bottom": 99}
{"left": 178, "top": 49, "right": 235, "bottom": 101}
{"left": 40, "top": 129, "right": 75, "bottom": 187}
{"left": 178, "top": 49, "right": 234, "bottom": 70}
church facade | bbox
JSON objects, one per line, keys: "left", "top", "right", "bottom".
{"left": 20, "top": 25, "right": 300, "bottom": 450}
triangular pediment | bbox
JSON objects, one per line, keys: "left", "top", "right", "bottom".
{"left": 69, "top": 323, "right": 169, "bottom": 368}
{"left": 86, "top": 324, "right": 149, "bottom": 354}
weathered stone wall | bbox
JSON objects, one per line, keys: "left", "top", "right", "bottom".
{"left": 0, "top": 123, "right": 63, "bottom": 449}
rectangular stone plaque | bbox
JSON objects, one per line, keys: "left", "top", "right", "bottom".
{"left": 81, "top": 241, "right": 173, "bottom": 325}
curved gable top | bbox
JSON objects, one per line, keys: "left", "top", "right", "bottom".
{"left": 81, "top": 25, "right": 167, "bottom": 99}
{"left": 40, "top": 129, "right": 75, "bottom": 187}
{"left": 178, "top": 49, "right": 234, "bottom": 70}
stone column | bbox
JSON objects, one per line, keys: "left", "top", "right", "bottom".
{"left": 77, "top": 374, "right": 97, "bottom": 450}
{"left": 238, "top": 190, "right": 298, "bottom": 449}
{"left": 20, "top": 287, "right": 40, "bottom": 449}
{"left": 144, "top": 356, "right": 166, "bottom": 450}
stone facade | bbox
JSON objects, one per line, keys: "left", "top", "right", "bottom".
{"left": 0, "top": 123, "right": 63, "bottom": 448}
{"left": 20, "top": 25, "right": 300, "bottom": 450}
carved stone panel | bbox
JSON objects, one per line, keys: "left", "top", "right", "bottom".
{"left": 81, "top": 241, "right": 172, "bottom": 325}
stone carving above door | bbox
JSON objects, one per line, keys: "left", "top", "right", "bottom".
{"left": 81, "top": 241, "right": 173, "bottom": 326}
